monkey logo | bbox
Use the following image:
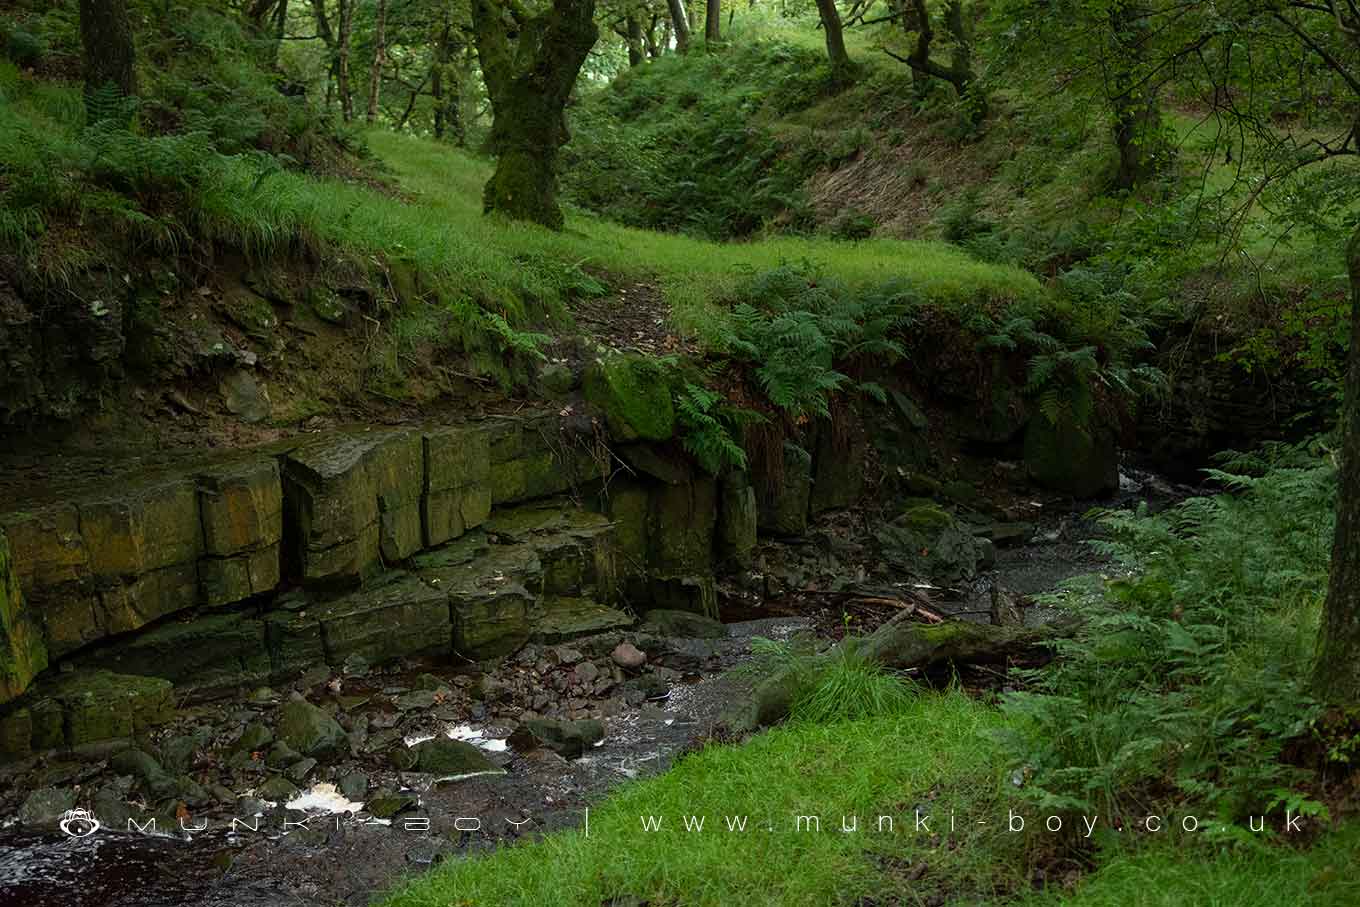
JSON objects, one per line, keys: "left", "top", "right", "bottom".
{"left": 58, "top": 808, "right": 101, "bottom": 838}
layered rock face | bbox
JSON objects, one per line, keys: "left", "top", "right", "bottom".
{"left": 0, "top": 408, "right": 758, "bottom": 758}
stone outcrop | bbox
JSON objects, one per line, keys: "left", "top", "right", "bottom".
{"left": 0, "top": 529, "right": 46, "bottom": 705}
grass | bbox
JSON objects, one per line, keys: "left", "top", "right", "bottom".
{"left": 1023, "top": 824, "right": 1360, "bottom": 906}
{"left": 363, "top": 130, "right": 1045, "bottom": 341}
{"left": 378, "top": 689, "right": 1024, "bottom": 907}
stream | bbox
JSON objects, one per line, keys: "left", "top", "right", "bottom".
{"left": 0, "top": 466, "right": 1189, "bottom": 907}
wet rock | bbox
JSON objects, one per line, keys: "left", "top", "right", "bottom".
{"left": 412, "top": 738, "right": 500, "bottom": 776}
{"left": 233, "top": 721, "right": 274, "bottom": 754}
{"left": 19, "top": 787, "right": 75, "bottom": 826}
{"left": 314, "top": 572, "right": 452, "bottom": 666}
{"left": 248, "top": 686, "right": 278, "bottom": 704}
{"left": 32, "top": 670, "right": 175, "bottom": 748}
{"left": 389, "top": 746, "right": 417, "bottom": 771}
{"left": 641, "top": 609, "right": 726, "bottom": 639}
{"left": 421, "top": 426, "right": 492, "bottom": 548}
{"left": 507, "top": 718, "right": 604, "bottom": 759}
{"left": 256, "top": 776, "right": 299, "bottom": 802}
{"left": 286, "top": 757, "right": 318, "bottom": 782}
{"left": 574, "top": 661, "right": 601, "bottom": 684}
{"left": 81, "top": 610, "right": 270, "bottom": 694}
{"left": 611, "top": 642, "right": 646, "bottom": 669}
{"left": 276, "top": 700, "right": 345, "bottom": 757}
{"left": 875, "top": 500, "right": 983, "bottom": 583}
{"left": 757, "top": 442, "right": 812, "bottom": 536}
{"left": 395, "top": 690, "right": 438, "bottom": 712}
{"left": 535, "top": 597, "right": 633, "bottom": 643}
{"left": 717, "top": 472, "right": 758, "bottom": 569}
{"left": 266, "top": 741, "right": 302, "bottom": 769}
{"left": 220, "top": 368, "right": 271, "bottom": 423}
{"left": 281, "top": 431, "right": 421, "bottom": 587}
{"left": 338, "top": 772, "right": 368, "bottom": 802}
{"left": 366, "top": 792, "right": 417, "bottom": 819}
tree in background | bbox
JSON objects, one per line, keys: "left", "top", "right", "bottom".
{"left": 471, "top": 0, "right": 599, "bottom": 227}
{"left": 366, "top": 0, "right": 389, "bottom": 122}
{"left": 666, "top": 0, "right": 691, "bottom": 52}
{"left": 79, "top": 0, "right": 138, "bottom": 111}
{"left": 813, "top": 0, "right": 852, "bottom": 79}
{"left": 705, "top": 0, "right": 720, "bottom": 42}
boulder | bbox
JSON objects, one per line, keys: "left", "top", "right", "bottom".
{"left": 507, "top": 718, "right": 605, "bottom": 759}
{"left": 1023, "top": 417, "right": 1119, "bottom": 498}
{"left": 611, "top": 641, "right": 646, "bottom": 669}
{"left": 641, "top": 609, "right": 726, "bottom": 639}
{"left": 412, "top": 738, "right": 501, "bottom": 776}
{"left": 37, "top": 670, "right": 175, "bottom": 748}
{"left": 874, "top": 500, "right": 983, "bottom": 583}
{"left": 276, "top": 700, "right": 346, "bottom": 758}
{"left": 19, "top": 787, "right": 76, "bottom": 827}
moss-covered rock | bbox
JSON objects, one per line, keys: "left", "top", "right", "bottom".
{"left": 277, "top": 700, "right": 345, "bottom": 757}
{"left": 0, "top": 529, "right": 47, "bottom": 705}
{"left": 81, "top": 611, "right": 269, "bottom": 694}
{"left": 282, "top": 431, "right": 425, "bottom": 586}
{"left": 1023, "top": 416, "right": 1119, "bottom": 498}
{"left": 875, "top": 501, "right": 983, "bottom": 583}
{"left": 36, "top": 670, "right": 175, "bottom": 748}
{"left": 412, "top": 738, "right": 501, "bottom": 776}
{"left": 583, "top": 354, "right": 676, "bottom": 442}
{"left": 314, "top": 572, "right": 452, "bottom": 665}
{"left": 422, "top": 426, "right": 492, "bottom": 547}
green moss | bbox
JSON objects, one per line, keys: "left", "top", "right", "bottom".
{"left": 583, "top": 354, "right": 677, "bottom": 442}
{"left": 899, "top": 499, "right": 953, "bottom": 532}
{"left": 0, "top": 529, "right": 48, "bottom": 705}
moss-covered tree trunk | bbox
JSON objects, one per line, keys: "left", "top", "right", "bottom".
{"left": 365, "top": 0, "right": 388, "bottom": 123}
{"left": 337, "top": 0, "right": 355, "bottom": 121}
{"left": 431, "top": 19, "right": 465, "bottom": 144}
{"left": 813, "top": 0, "right": 852, "bottom": 78}
{"left": 471, "top": 0, "right": 599, "bottom": 229}
{"left": 79, "top": 0, "right": 137, "bottom": 112}
{"left": 666, "top": 0, "right": 691, "bottom": 52}
{"left": 1107, "top": 1, "right": 1163, "bottom": 189}
{"left": 1314, "top": 226, "right": 1360, "bottom": 705}
{"left": 626, "top": 15, "right": 645, "bottom": 65}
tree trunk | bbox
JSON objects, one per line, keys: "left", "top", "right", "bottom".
{"left": 626, "top": 14, "right": 645, "bottom": 65}
{"left": 1108, "top": 1, "right": 1161, "bottom": 189}
{"left": 1314, "top": 226, "right": 1360, "bottom": 704}
{"left": 432, "top": 19, "right": 465, "bottom": 144}
{"left": 902, "top": 0, "right": 984, "bottom": 123}
{"left": 666, "top": 0, "right": 691, "bottom": 52}
{"left": 645, "top": 16, "right": 663, "bottom": 58}
{"left": 79, "top": 0, "right": 137, "bottom": 112}
{"left": 705, "top": 0, "right": 721, "bottom": 42}
{"left": 337, "top": 0, "right": 355, "bottom": 121}
{"left": 813, "top": 0, "right": 852, "bottom": 78}
{"left": 471, "top": 0, "right": 599, "bottom": 228}
{"left": 366, "top": 0, "right": 387, "bottom": 123}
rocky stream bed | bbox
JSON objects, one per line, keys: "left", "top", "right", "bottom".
{"left": 0, "top": 464, "right": 1187, "bottom": 907}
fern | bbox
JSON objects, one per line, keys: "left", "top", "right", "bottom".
{"left": 674, "top": 381, "right": 764, "bottom": 475}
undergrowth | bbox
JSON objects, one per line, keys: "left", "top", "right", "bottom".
{"left": 999, "top": 439, "right": 1337, "bottom": 833}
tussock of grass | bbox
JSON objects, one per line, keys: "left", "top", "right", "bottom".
{"left": 379, "top": 690, "right": 1021, "bottom": 907}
